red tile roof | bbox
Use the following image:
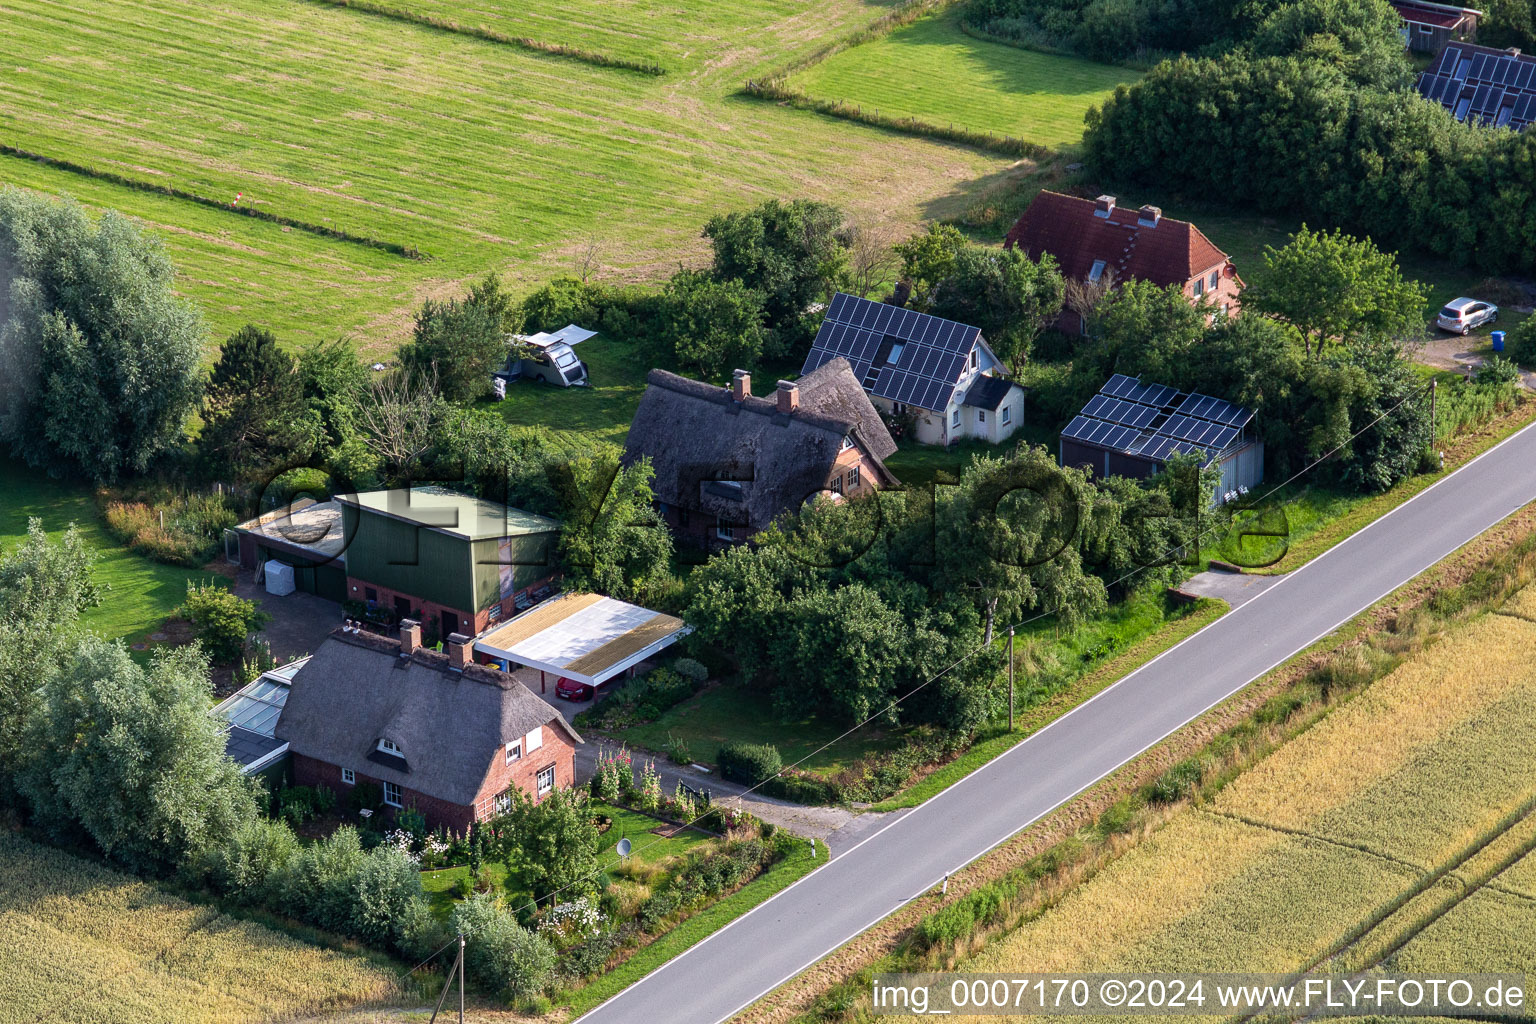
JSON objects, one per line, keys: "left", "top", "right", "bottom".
{"left": 1003, "top": 191, "right": 1231, "bottom": 289}
{"left": 1391, "top": 0, "right": 1478, "bottom": 28}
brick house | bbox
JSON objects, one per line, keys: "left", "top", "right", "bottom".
{"left": 1004, "top": 192, "right": 1243, "bottom": 334}
{"left": 275, "top": 621, "right": 582, "bottom": 833}
{"left": 622, "top": 360, "right": 899, "bottom": 551}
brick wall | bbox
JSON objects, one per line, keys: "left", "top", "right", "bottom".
{"left": 344, "top": 574, "right": 554, "bottom": 640}
{"left": 290, "top": 724, "right": 577, "bottom": 836}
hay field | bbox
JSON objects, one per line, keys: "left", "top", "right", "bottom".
{"left": 0, "top": 834, "right": 400, "bottom": 1024}
{"left": 787, "top": 11, "right": 1139, "bottom": 148}
{"left": 894, "top": 602, "right": 1536, "bottom": 1023}
{"left": 0, "top": 0, "right": 1004, "bottom": 351}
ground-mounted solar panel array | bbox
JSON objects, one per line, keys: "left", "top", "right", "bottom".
{"left": 801, "top": 292, "right": 983, "bottom": 412}
{"left": 1417, "top": 43, "right": 1536, "bottom": 130}
{"left": 1061, "top": 373, "right": 1254, "bottom": 465}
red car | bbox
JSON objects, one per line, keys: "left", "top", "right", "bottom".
{"left": 556, "top": 677, "right": 594, "bottom": 702}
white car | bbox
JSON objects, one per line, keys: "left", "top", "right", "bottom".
{"left": 1437, "top": 297, "right": 1499, "bottom": 335}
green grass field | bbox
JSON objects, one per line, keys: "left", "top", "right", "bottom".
{"left": 0, "top": 0, "right": 1004, "bottom": 355}
{"left": 788, "top": 11, "right": 1139, "bottom": 148}
{"left": 0, "top": 460, "right": 225, "bottom": 649}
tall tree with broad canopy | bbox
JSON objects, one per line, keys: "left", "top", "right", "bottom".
{"left": 928, "top": 246, "right": 1066, "bottom": 372}
{"left": 199, "top": 325, "right": 321, "bottom": 481}
{"left": 1243, "top": 226, "right": 1428, "bottom": 357}
{"left": 500, "top": 787, "right": 601, "bottom": 904}
{"left": 703, "top": 199, "right": 850, "bottom": 350}
{"left": 653, "top": 270, "right": 767, "bottom": 378}
{"left": 18, "top": 638, "right": 259, "bottom": 873}
{"left": 0, "top": 187, "right": 203, "bottom": 480}
{"left": 936, "top": 445, "right": 1107, "bottom": 644}
{"left": 894, "top": 223, "right": 970, "bottom": 312}
{"left": 0, "top": 519, "right": 100, "bottom": 794}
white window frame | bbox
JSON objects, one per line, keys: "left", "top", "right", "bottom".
{"left": 951, "top": 408, "right": 961, "bottom": 428}
{"left": 505, "top": 740, "right": 522, "bottom": 764}
{"left": 1001, "top": 405, "right": 1012, "bottom": 426}
{"left": 978, "top": 410, "right": 986, "bottom": 424}
{"left": 382, "top": 781, "right": 402, "bottom": 807}
{"left": 1192, "top": 278, "right": 1205, "bottom": 297}
{"left": 377, "top": 738, "right": 402, "bottom": 756}
{"left": 847, "top": 465, "right": 860, "bottom": 490}
{"left": 716, "top": 524, "right": 734, "bottom": 542}
{"left": 969, "top": 349, "right": 978, "bottom": 371}
{"left": 537, "top": 765, "right": 555, "bottom": 796}
{"left": 840, "top": 434, "right": 854, "bottom": 450}
{"left": 494, "top": 790, "right": 512, "bottom": 815}
{"left": 1208, "top": 270, "right": 1220, "bottom": 290}
{"left": 341, "top": 767, "right": 355, "bottom": 785}
{"left": 525, "top": 726, "right": 543, "bottom": 753}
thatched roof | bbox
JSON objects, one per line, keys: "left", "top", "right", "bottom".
{"left": 275, "top": 629, "right": 580, "bottom": 808}
{"left": 623, "top": 359, "right": 898, "bottom": 533}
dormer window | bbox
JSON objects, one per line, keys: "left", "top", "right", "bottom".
{"left": 841, "top": 434, "right": 854, "bottom": 450}
{"left": 1088, "top": 260, "right": 1107, "bottom": 284}
{"left": 506, "top": 740, "right": 522, "bottom": 764}
{"left": 378, "top": 738, "right": 403, "bottom": 757}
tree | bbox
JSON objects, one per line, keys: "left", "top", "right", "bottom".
{"left": 928, "top": 246, "right": 1066, "bottom": 371}
{"left": 18, "top": 638, "right": 259, "bottom": 873}
{"left": 0, "top": 520, "right": 99, "bottom": 790}
{"left": 1063, "top": 265, "right": 1117, "bottom": 337}
{"left": 653, "top": 270, "right": 767, "bottom": 378}
{"left": 297, "top": 336, "right": 371, "bottom": 448}
{"left": 200, "top": 325, "right": 321, "bottom": 480}
{"left": 893, "top": 223, "right": 970, "bottom": 311}
{"left": 180, "top": 580, "right": 270, "bottom": 665}
{"left": 1249, "top": 0, "right": 1411, "bottom": 88}
{"left": 398, "top": 273, "right": 510, "bottom": 403}
{"left": 1075, "top": 279, "right": 1207, "bottom": 389}
{"left": 552, "top": 455, "right": 674, "bottom": 603}
{"left": 1247, "top": 225, "right": 1428, "bottom": 356}
{"left": 770, "top": 583, "right": 908, "bottom": 724}
{"left": 703, "top": 199, "right": 849, "bottom": 348}
{"left": 936, "top": 446, "right": 1106, "bottom": 644}
{"left": 843, "top": 220, "right": 901, "bottom": 298}
{"left": 502, "top": 787, "right": 601, "bottom": 904}
{"left": 356, "top": 369, "right": 445, "bottom": 480}
{"left": 451, "top": 893, "right": 557, "bottom": 1000}
{"left": 0, "top": 187, "right": 204, "bottom": 480}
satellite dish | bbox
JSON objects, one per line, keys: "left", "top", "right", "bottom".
{"left": 616, "top": 838, "right": 632, "bottom": 860}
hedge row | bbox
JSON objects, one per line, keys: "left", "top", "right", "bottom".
{"left": 0, "top": 145, "right": 427, "bottom": 259}
{"left": 303, "top": 0, "right": 666, "bottom": 75}
{"left": 740, "top": 79, "right": 1045, "bottom": 159}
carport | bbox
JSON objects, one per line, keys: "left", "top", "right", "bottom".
{"left": 472, "top": 592, "right": 690, "bottom": 695}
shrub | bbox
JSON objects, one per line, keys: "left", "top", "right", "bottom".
{"left": 1508, "top": 316, "right": 1536, "bottom": 368}
{"left": 395, "top": 805, "right": 428, "bottom": 840}
{"left": 98, "top": 487, "right": 237, "bottom": 567}
{"left": 350, "top": 780, "right": 383, "bottom": 813}
{"left": 276, "top": 785, "right": 322, "bottom": 826}
{"left": 672, "top": 657, "right": 708, "bottom": 682}
{"left": 561, "top": 929, "right": 620, "bottom": 979}
{"left": 1147, "top": 758, "right": 1204, "bottom": 804}
{"left": 270, "top": 826, "right": 369, "bottom": 933}
{"left": 636, "top": 887, "right": 681, "bottom": 930}
{"left": 717, "top": 741, "right": 783, "bottom": 786}
{"left": 451, "top": 893, "right": 557, "bottom": 1000}
{"left": 198, "top": 817, "right": 299, "bottom": 899}
{"left": 915, "top": 882, "right": 1009, "bottom": 950}
{"left": 349, "top": 846, "right": 428, "bottom": 950}
{"left": 181, "top": 581, "right": 270, "bottom": 665}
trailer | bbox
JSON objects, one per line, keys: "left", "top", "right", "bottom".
{"left": 495, "top": 324, "right": 595, "bottom": 388}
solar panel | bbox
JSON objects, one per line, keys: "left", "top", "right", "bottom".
{"left": 1102, "top": 374, "right": 1138, "bottom": 399}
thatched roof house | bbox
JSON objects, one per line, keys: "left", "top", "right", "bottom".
{"left": 623, "top": 359, "right": 898, "bottom": 546}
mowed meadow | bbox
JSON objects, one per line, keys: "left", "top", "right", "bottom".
{"left": 0, "top": 834, "right": 402, "bottom": 1024}
{"left": 0, "top": 0, "right": 1006, "bottom": 352}
{"left": 787, "top": 11, "right": 1139, "bottom": 148}
{"left": 884, "top": 598, "right": 1536, "bottom": 1023}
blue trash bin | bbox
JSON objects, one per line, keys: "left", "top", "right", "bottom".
{"left": 1492, "top": 330, "right": 1506, "bottom": 352}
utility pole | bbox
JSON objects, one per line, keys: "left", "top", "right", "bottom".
{"left": 1008, "top": 628, "right": 1015, "bottom": 732}
{"left": 429, "top": 934, "right": 466, "bottom": 1024}
{"left": 459, "top": 932, "right": 465, "bottom": 1024}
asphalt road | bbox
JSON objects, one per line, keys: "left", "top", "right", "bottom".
{"left": 575, "top": 421, "right": 1536, "bottom": 1024}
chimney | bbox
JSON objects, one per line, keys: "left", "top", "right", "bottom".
{"left": 731, "top": 369, "right": 751, "bottom": 401}
{"left": 399, "top": 618, "right": 421, "bottom": 657}
{"left": 776, "top": 379, "right": 799, "bottom": 414}
{"left": 1094, "top": 195, "right": 1116, "bottom": 218}
{"left": 447, "top": 632, "right": 473, "bottom": 670}
{"left": 1137, "top": 204, "right": 1162, "bottom": 227}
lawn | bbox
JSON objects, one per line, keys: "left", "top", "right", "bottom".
{"left": 1, "top": 0, "right": 1005, "bottom": 354}
{"left": 485, "top": 335, "right": 654, "bottom": 449}
{"left": 787, "top": 11, "right": 1140, "bottom": 148}
{"left": 882, "top": 426, "right": 1056, "bottom": 486}
{"left": 943, "top": 602, "right": 1536, "bottom": 990}
{"left": 0, "top": 459, "right": 225, "bottom": 649}
{"left": 0, "top": 833, "right": 401, "bottom": 1024}
{"left": 615, "top": 682, "right": 903, "bottom": 776}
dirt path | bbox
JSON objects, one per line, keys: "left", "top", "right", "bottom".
{"left": 1415, "top": 332, "right": 1536, "bottom": 390}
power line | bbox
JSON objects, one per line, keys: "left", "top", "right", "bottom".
{"left": 492, "top": 378, "right": 1436, "bottom": 919}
